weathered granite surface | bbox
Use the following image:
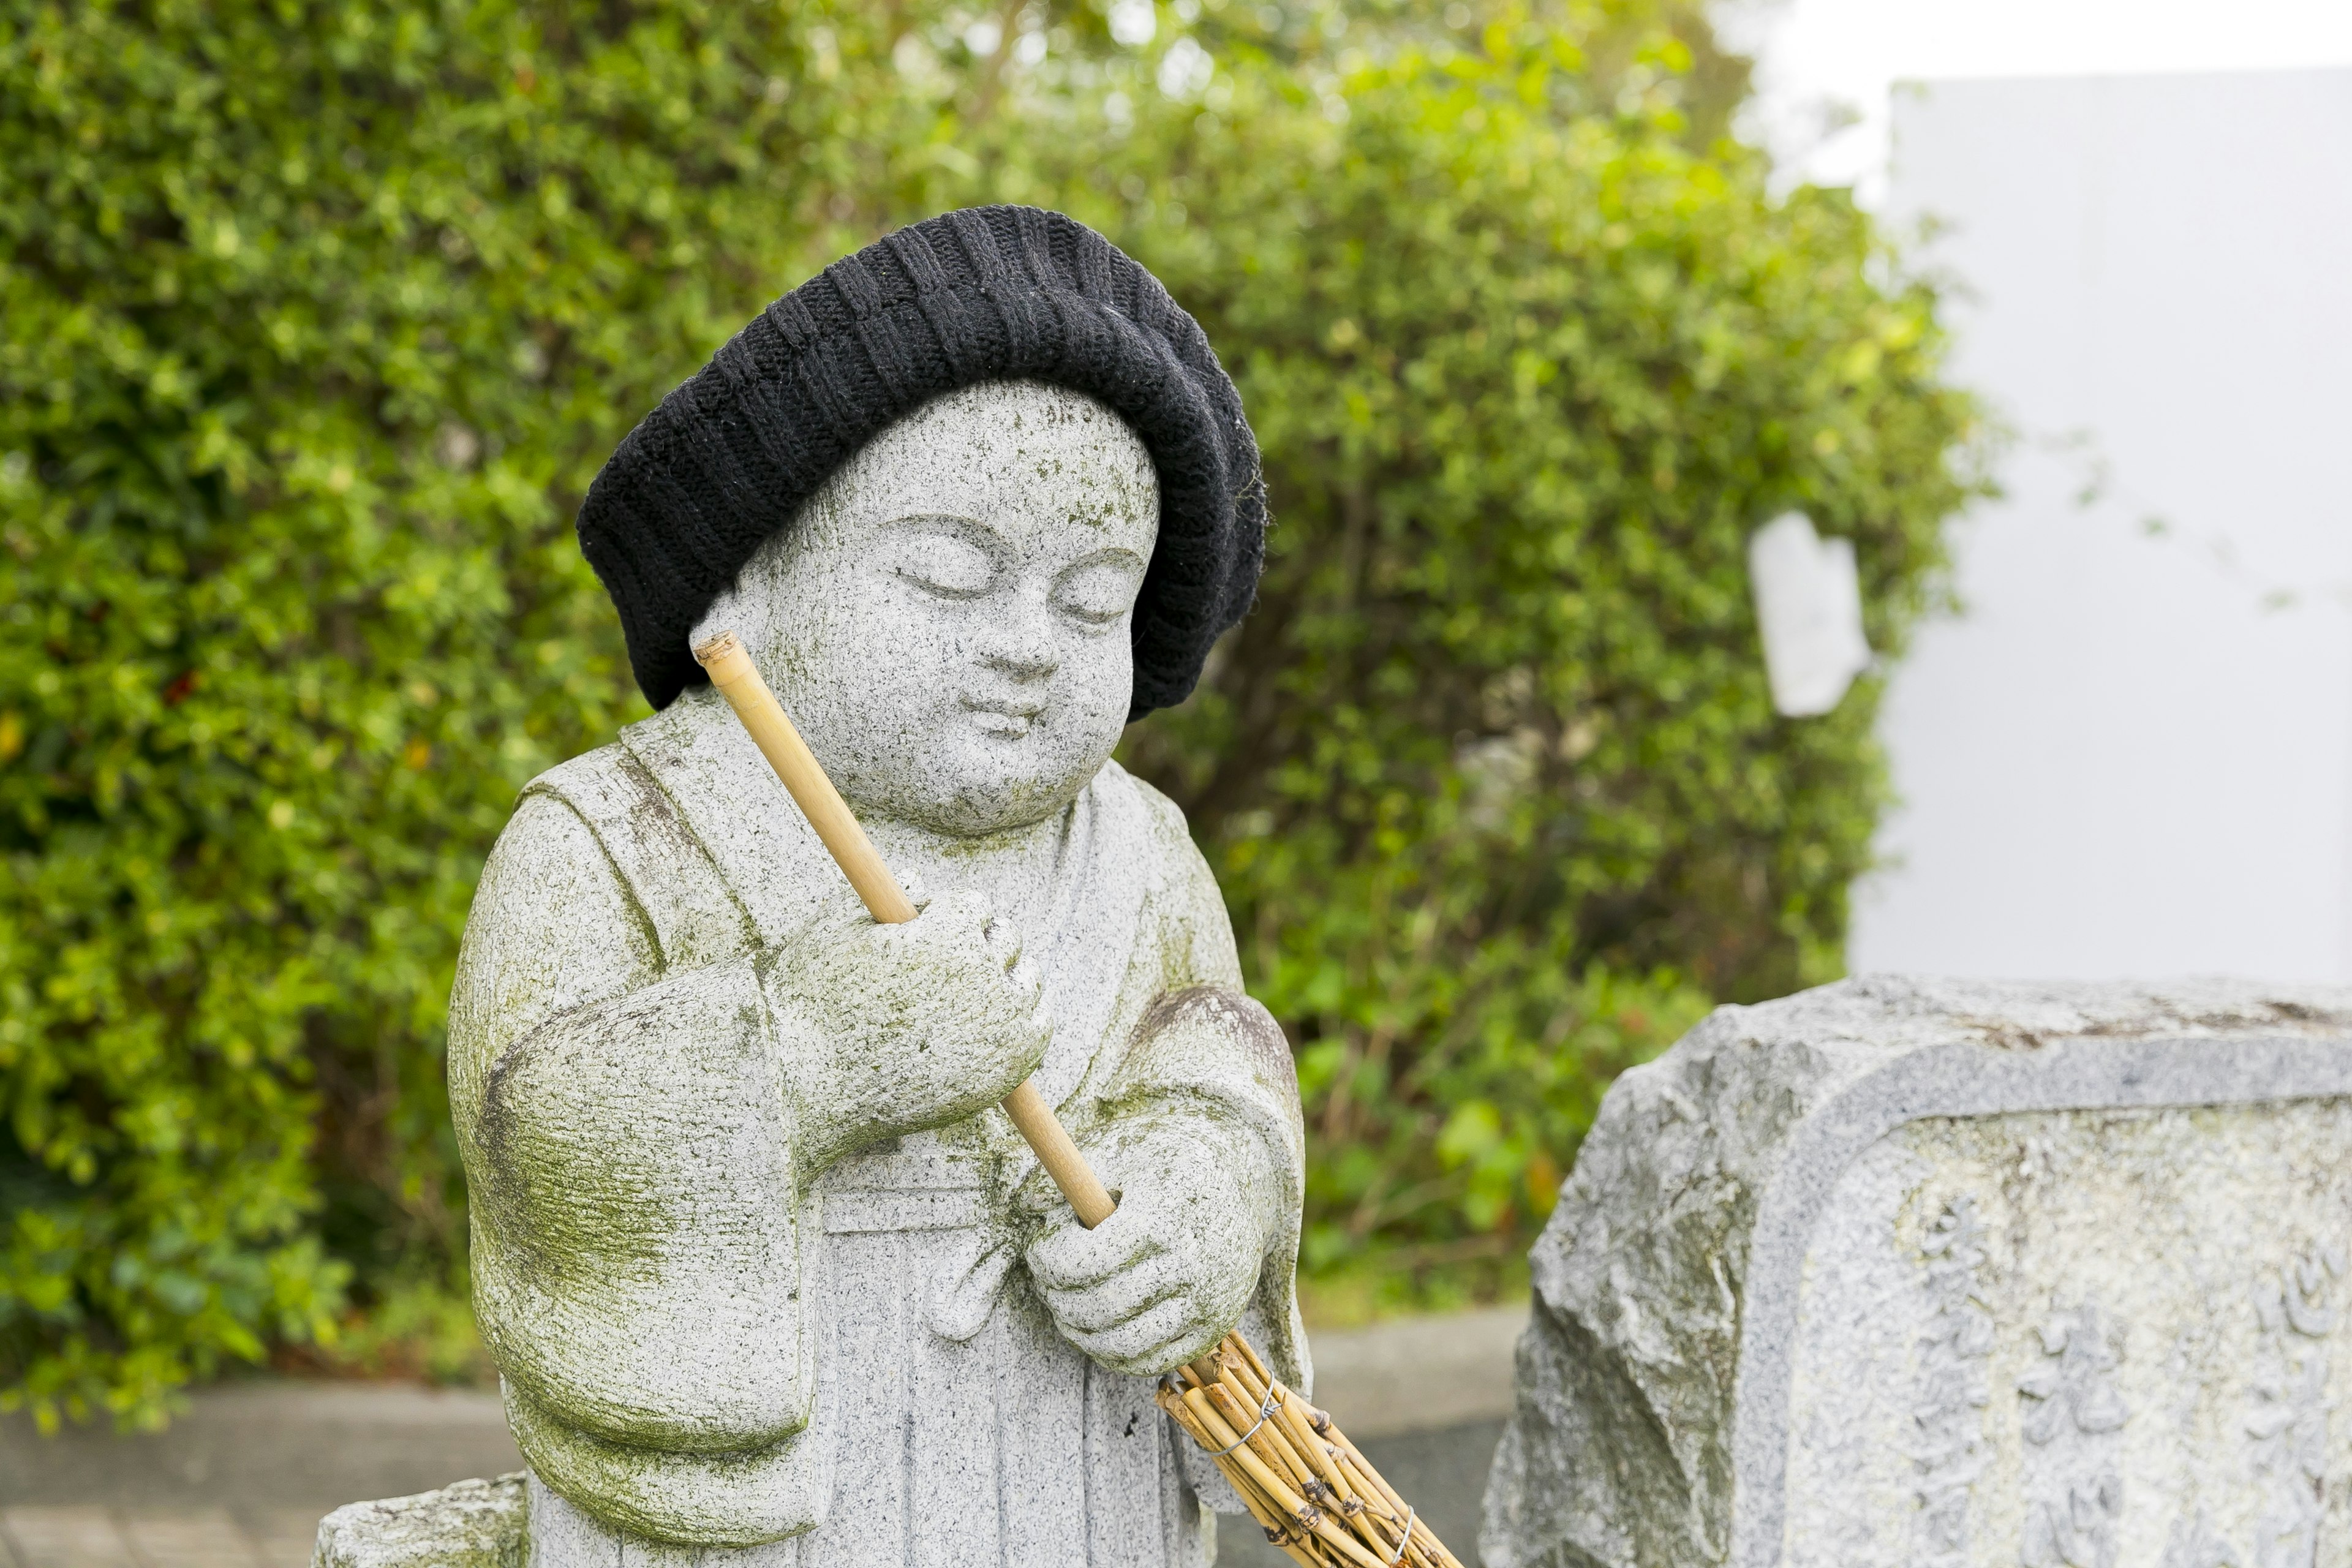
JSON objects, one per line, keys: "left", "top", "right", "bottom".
{"left": 314, "top": 1476, "right": 526, "bottom": 1568}
{"left": 1479, "top": 975, "right": 2352, "bottom": 1568}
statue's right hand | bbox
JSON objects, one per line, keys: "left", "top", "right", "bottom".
{"left": 767, "top": 889, "right": 1052, "bottom": 1153}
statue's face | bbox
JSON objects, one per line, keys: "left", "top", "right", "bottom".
{"left": 692, "top": 380, "right": 1159, "bottom": 837}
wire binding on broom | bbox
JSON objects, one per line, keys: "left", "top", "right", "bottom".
{"left": 1155, "top": 1332, "right": 1466, "bottom": 1568}
{"left": 1213, "top": 1395, "right": 1281, "bottom": 1456}
{"left": 1384, "top": 1508, "right": 1415, "bottom": 1566}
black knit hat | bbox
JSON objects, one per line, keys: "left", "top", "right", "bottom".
{"left": 577, "top": 205, "right": 1266, "bottom": 718}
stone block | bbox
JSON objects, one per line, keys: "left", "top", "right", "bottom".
{"left": 1479, "top": 977, "right": 2352, "bottom": 1568}
{"left": 312, "top": 1476, "right": 524, "bottom": 1568}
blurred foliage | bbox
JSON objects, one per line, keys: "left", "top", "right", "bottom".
{"left": 959, "top": 18, "right": 1985, "bottom": 1291}
{"left": 0, "top": 0, "right": 1981, "bottom": 1420}
{"left": 0, "top": 0, "right": 944, "bottom": 1427}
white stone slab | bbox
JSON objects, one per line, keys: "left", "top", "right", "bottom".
{"left": 1479, "top": 976, "right": 2352, "bottom": 1568}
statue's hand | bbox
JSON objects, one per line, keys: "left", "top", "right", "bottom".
{"left": 1022, "top": 1114, "right": 1272, "bottom": 1376}
{"left": 770, "top": 889, "right": 1051, "bottom": 1159}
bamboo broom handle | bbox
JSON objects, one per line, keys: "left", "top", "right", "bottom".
{"left": 693, "top": 630, "right": 1118, "bottom": 1230}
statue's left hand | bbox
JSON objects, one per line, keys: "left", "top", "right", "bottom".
{"left": 1021, "top": 1114, "right": 1273, "bottom": 1376}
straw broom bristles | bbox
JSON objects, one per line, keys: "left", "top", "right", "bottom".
{"left": 691, "top": 633, "right": 1464, "bottom": 1567}
{"left": 1157, "top": 1333, "right": 1466, "bottom": 1568}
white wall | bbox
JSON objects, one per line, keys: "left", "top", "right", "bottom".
{"left": 1848, "top": 69, "right": 2352, "bottom": 982}
{"left": 1723, "top": 0, "right": 2352, "bottom": 200}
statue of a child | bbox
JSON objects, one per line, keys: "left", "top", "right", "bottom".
{"left": 446, "top": 207, "right": 1306, "bottom": 1567}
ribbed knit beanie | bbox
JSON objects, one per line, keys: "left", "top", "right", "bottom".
{"left": 577, "top": 205, "right": 1266, "bottom": 718}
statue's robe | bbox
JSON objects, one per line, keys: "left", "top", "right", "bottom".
{"left": 448, "top": 686, "right": 1307, "bottom": 1566}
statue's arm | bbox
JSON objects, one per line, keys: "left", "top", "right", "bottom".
{"left": 447, "top": 791, "right": 661, "bottom": 1134}
{"left": 450, "top": 788, "right": 1050, "bottom": 1457}
{"left": 451, "top": 792, "right": 812, "bottom": 1455}
{"left": 1129, "top": 788, "right": 1314, "bottom": 1394}
{"left": 1113, "top": 780, "right": 1303, "bottom": 1188}
{"left": 1020, "top": 778, "right": 1306, "bottom": 1385}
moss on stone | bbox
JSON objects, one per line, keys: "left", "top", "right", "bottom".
{"left": 312, "top": 1474, "right": 527, "bottom": 1568}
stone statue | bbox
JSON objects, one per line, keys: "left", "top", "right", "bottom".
{"left": 312, "top": 211, "right": 1308, "bottom": 1568}
{"left": 318, "top": 209, "right": 1307, "bottom": 1568}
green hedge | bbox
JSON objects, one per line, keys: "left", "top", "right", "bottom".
{"left": 971, "top": 26, "right": 1981, "bottom": 1287}
{"left": 0, "top": 0, "right": 1980, "bottom": 1423}
{"left": 0, "top": 0, "right": 955, "bottom": 1425}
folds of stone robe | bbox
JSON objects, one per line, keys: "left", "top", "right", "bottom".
{"left": 447, "top": 685, "right": 1308, "bottom": 1553}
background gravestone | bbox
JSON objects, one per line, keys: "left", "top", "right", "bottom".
{"left": 1479, "top": 977, "right": 2352, "bottom": 1568}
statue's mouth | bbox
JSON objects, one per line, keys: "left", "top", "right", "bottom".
{"left": 961, "top": 695, "right": 1045, "bottom": 739}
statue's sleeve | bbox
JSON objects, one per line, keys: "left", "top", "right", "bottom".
{"left": 449, "top": 787, "right": 814, "bottom": 1460}
{"left": 1111, "top": 778, "right": 1299, "bottom": 1159}
{"left": 1109, "top": 778, "right": 1312, "bottom": 1395}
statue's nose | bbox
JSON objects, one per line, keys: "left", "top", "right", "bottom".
{"left": 974, "top": 632, "right": 1059, "bottom": 683}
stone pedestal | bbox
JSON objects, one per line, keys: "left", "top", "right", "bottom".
{"left": 1479, "top": 977, "right": 2352, "bottom": 1568}
{"left": 313, "top": 1476, "right": 524, "bottom": 1568}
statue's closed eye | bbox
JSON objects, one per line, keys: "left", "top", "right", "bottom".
{"left": 894, "top": 530, "right": 996, "bottom": 598}
{"left": 1054, "top": 555, "right": 1144, "bottom": 627}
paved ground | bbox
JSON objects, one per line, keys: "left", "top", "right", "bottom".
{"left": 0, "top": 1384, "right": 522, "bottom": 1568}
{"left": 0, "top": 1306, "right": 1526, "bottom": 1568}
{"left": 0, "top": 1507, "right": 328, "bottom": 1568}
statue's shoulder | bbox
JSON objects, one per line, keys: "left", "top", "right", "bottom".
{"left": 1093, "top": 760, "right": 1202, "bottom": 878}
{"left": 519, "top": 696, "right": 714, "bottom": 846}
{"left": 1094, "top": 761, "right": 1231, "bottom": 952}
{"left": 1099, "top": 758, "right": 1189, "bottom": 841}
{"left": 513, "top": 715, "right": 754, "bottom": 970}
{"left": 511, "top": 742, "right": 688, "bottom": 880}
{"left": 519, "top": 739, "right": 640, "bottom": 818}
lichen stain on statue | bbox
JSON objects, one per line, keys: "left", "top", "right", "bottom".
{"left": 415, "top": 379, "right": 1308, "bottom": 1568}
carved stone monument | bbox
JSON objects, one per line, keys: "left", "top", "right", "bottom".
{"left": 1479, "top": 976, "right": 2352, "bottom": 1568}
{"left": 317, "top": 208, "right": 1305, "bottom": 1567}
